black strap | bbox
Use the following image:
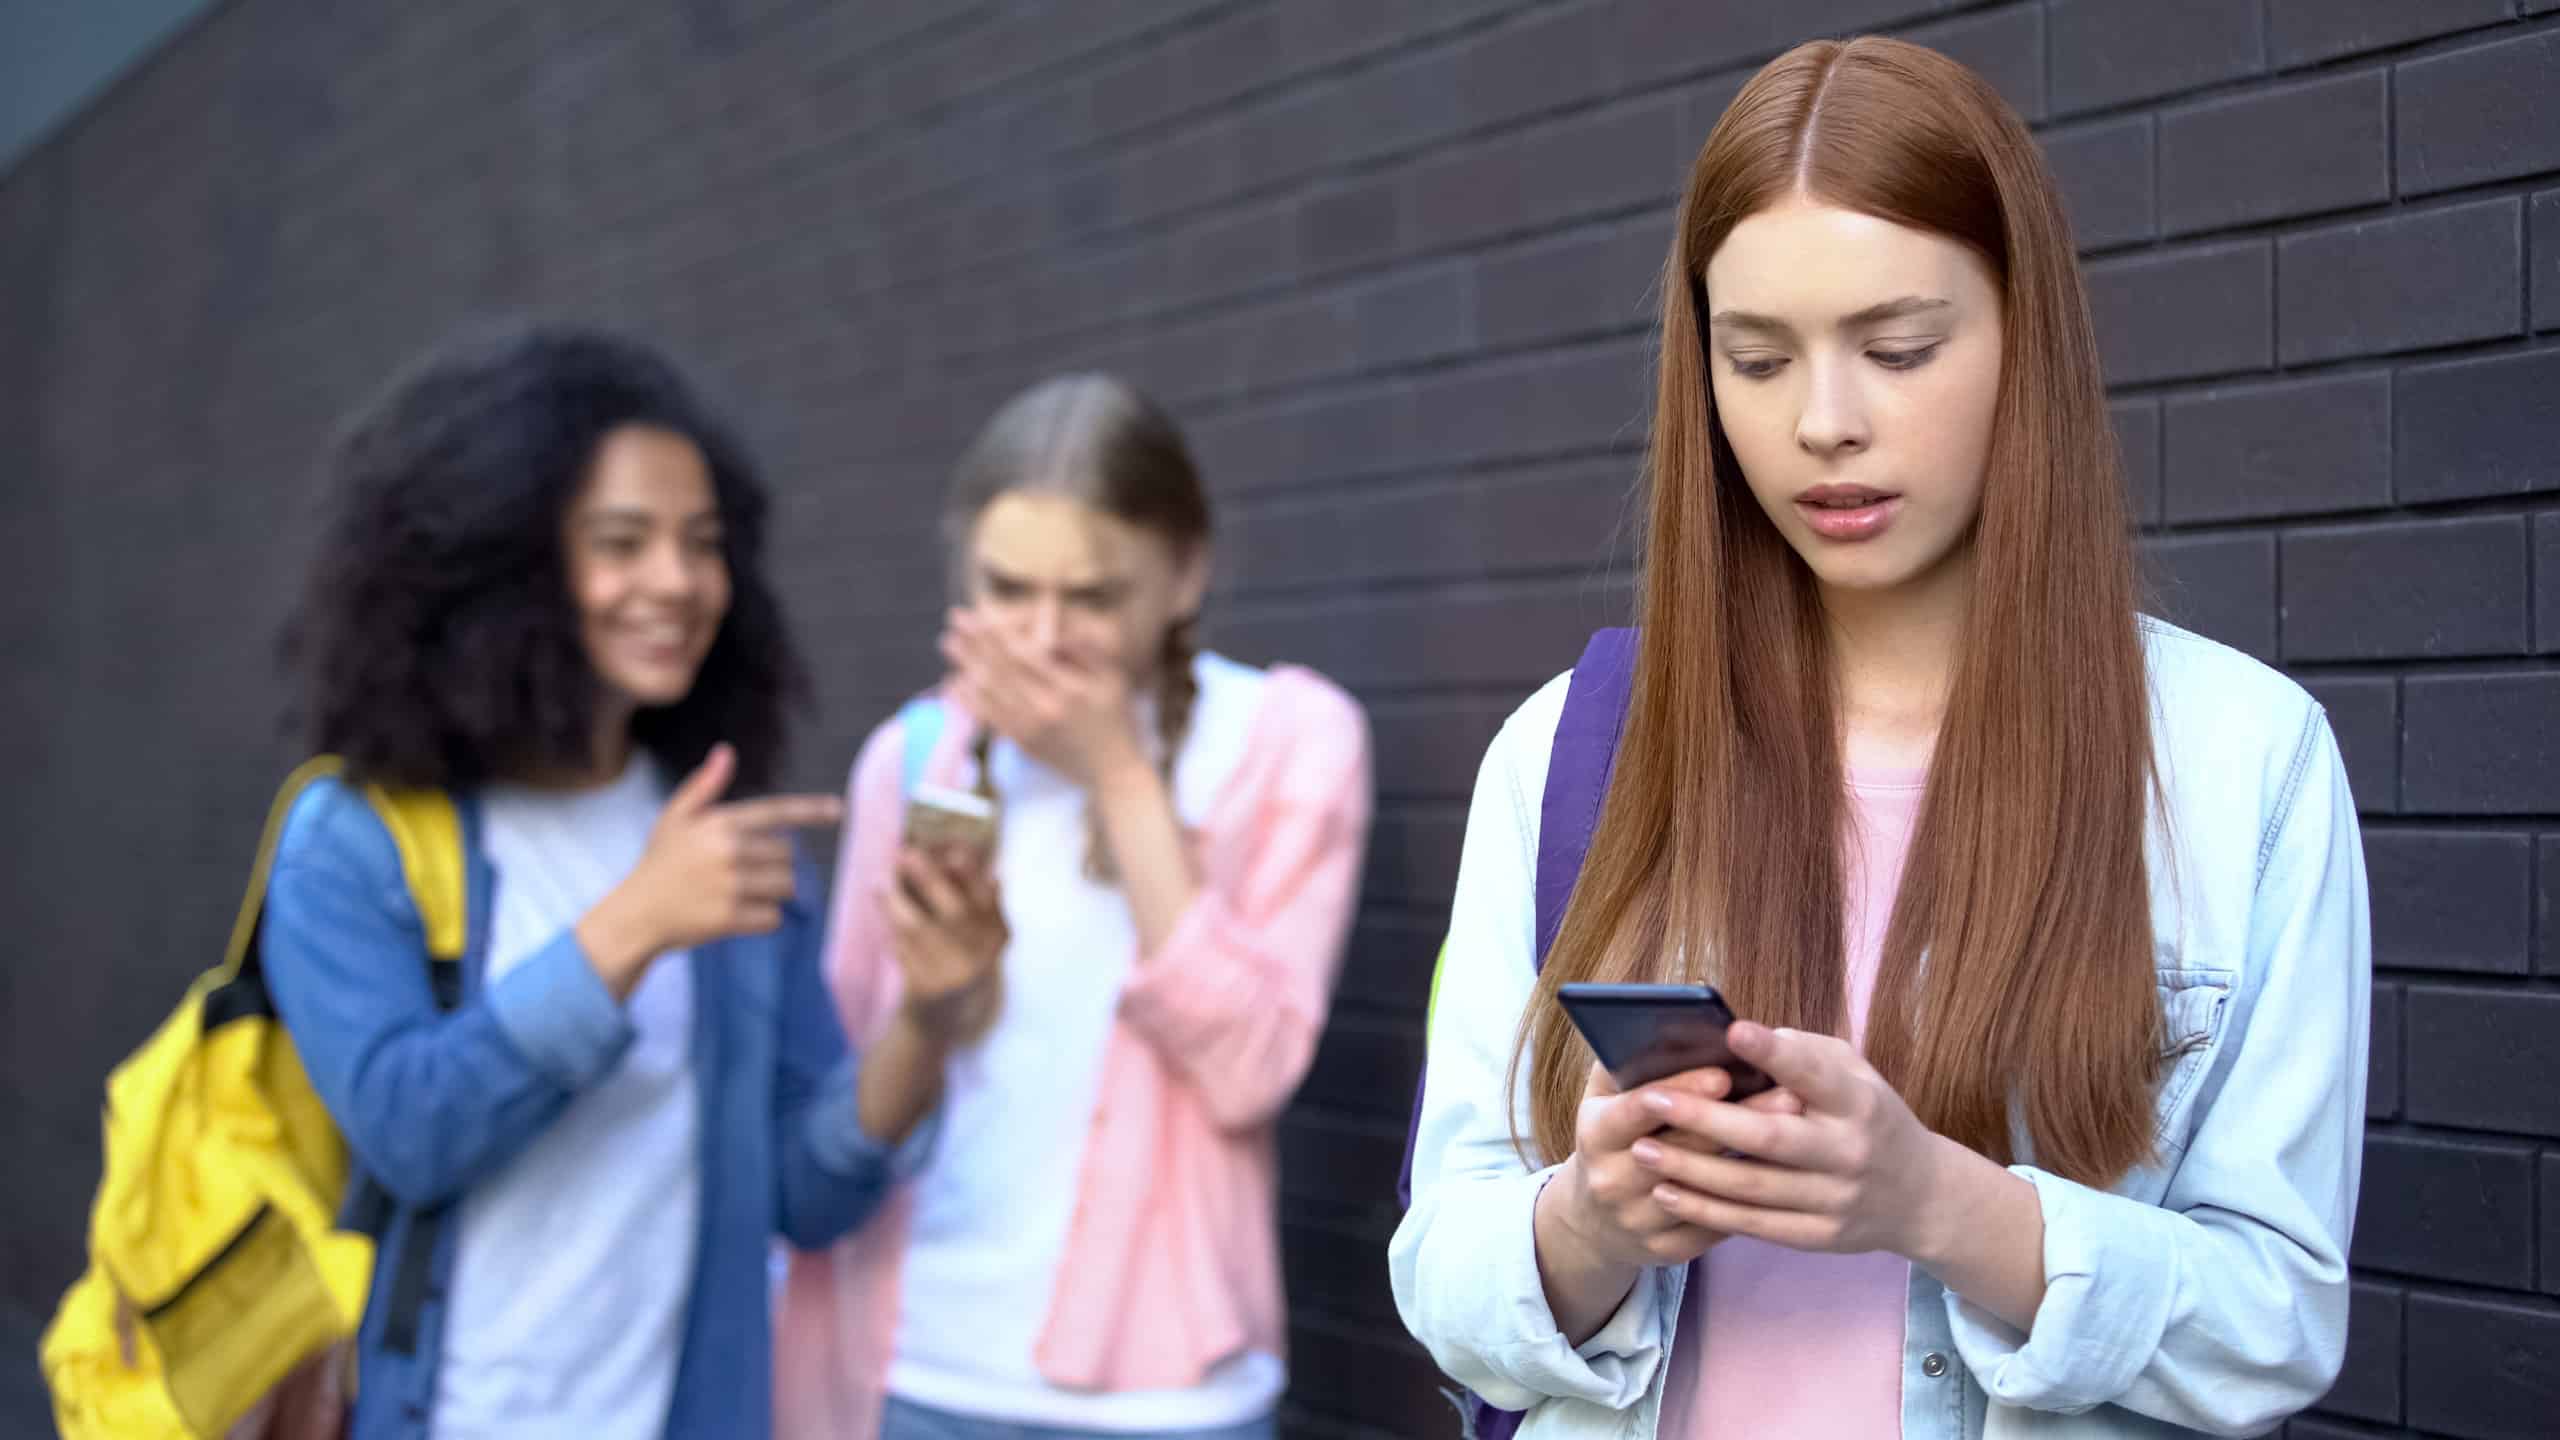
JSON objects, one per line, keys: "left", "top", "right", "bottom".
{"left": 374, "top": 958, "right": 466, "bottom": 1356}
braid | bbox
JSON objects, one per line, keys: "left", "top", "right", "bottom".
{"left": 1083, "top": 616, "right": 1201, "bottom": 882}
{"left": 969, "top": 725, "right": 999, "bottom": 808}
{"left": 950, "top": 720, "right": 1005, "bottom": 1044}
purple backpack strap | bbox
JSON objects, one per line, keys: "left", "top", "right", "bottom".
{"left": 1532, "top": 627, "right": 1639, "bottom": 971}
{"left": 1395, "top": 630, "right": 1638, "bottom": 1440}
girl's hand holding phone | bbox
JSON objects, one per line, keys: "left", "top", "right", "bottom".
{"left": 882, "top": 845, "right": 1007, "bottom": 1043}
{"left": 1532, "top": 1057, "right": 1801, "bottom": 1346}
{"left": 1625, "top": 1022, "right": 1961, "bottom": 1259}
{"left": 1545, "top": 1060, "right": 1806, "bottom": 1273}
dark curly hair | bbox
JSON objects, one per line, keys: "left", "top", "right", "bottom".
{"left": 283, "top": 324, "right": 809, "bottom": 792}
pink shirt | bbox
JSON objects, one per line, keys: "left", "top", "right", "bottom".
{"left": 770, "top": 669, "right": 1372, "bottom": 1440}
{"left": 1660, "top": 767, "right": 1926, "bottom": 1438}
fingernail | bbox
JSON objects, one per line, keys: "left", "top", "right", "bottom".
{"left": 1642, "top": 1091, "right": 1675, "bottom": 1115}
{"left": 1630, "top": 1139, "right": 1662, "bottom": 1166}
{"left": 1653, "top": 1186, "right": 1682, "bottom": 1207}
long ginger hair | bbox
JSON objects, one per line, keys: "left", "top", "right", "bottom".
{"left": 1516, "top": 37, "right": 2161, "bottom": 1187}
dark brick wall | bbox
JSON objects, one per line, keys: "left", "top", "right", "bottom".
{"left": 3, "top": 4, "right": 2555, "bottom": 1437}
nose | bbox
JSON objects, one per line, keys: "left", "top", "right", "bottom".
{"left": 641, "top": 537, "right": 696, "bottom": 600}
{"left": 1028, "top": 596, "right": 1066, "bottom": 654}
{"left": 1795, "top": 358, "right": 1870, "bottom": 458}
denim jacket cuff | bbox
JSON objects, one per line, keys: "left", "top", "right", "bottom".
{"left": 805, "top": 1059, "right": 939, "bottom": 1181}
{"left": 484, "top": 930, "right": 636, "bottom": 1090}
{"left": 1943, "top": 1165, "right": 2180, "bottom": 1412}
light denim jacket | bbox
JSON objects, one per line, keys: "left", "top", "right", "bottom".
{"left": 260, "top": 776, "right": 927, "bottom": 1440}
{"left": 1389, "top": 619, "right": 2372, "bottom": 1439}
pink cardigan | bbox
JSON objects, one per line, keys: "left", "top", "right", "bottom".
{"left": 773, "top": 667, "right": 1372, "bottom": 1438}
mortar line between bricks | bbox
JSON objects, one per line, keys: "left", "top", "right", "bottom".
{"left": 2394, "top": 672, "right": 2411, "bottom": 815}
{"left": 2342, "top": 1271, "right": 2560, "bottom": 1316}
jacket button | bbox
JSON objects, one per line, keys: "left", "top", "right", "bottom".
{"left": 1922, "top": 1352, "right": 1949, "bottom": 1378}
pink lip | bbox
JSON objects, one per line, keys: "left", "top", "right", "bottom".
{"left": 1793, "top": 492, "right": 1902, "bottom": 542}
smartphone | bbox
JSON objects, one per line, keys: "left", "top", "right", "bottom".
{"left": 1555, "top": 982, "right": 1773, "bottom": 1098}
{"left": 902, "top": 783, "right": 998, "bottom": 856}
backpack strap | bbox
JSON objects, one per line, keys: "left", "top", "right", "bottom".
{"left": 345, "top": 780, "right": 469, "bottom": 1357}
{"left": 898, "top": 695, "right": 946, "bottom": 797}
{"left": 1532, "top": 627, "right": 1639, "bottom": 971}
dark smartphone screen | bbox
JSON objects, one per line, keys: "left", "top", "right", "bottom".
{"left": 1556, "top": 981, "right": 1774, "bottom": 1098}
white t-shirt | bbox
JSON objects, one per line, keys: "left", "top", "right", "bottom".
{"left": 888, "top": 652, "right": 1286, "bottom": 1430}
{"left": 431, "top": 757, "right": 701, "bottom": 1440}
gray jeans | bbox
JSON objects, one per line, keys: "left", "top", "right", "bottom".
{"left": 878, "top": 1395, "right": 1277, "bottom": 1440}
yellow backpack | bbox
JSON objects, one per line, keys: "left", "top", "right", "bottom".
{"left": 40, "top": 757, "right": 467, "bottom": 1440}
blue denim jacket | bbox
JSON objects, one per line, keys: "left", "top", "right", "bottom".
{"left": 1390, "top": 619, "right": 2373, "bottom": 1438}
{"left": 260, "top": 776, "right": 918, "bottom": 1440}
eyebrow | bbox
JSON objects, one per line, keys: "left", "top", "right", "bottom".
{"left": 978, "top": 560, "right": 1124, "bottom": 594}
{"left": 1708, "top": 296, "right": 1954, "bottom": 336}
{"left": 580, "top": 507, "right": 720, "bottom": 529}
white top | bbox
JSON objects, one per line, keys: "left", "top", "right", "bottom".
{"left": 432, "top": 757, "right": 701, "bottom": 1440}
{"left": 888, "top": 651, "right": 1287, "bottom": 1430}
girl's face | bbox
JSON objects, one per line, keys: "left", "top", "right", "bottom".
{"left": 1703, "top": 196, "right": 2006, "bottom": 605}
{"left": 962, "top": 491, "right": 1206, "bottom": 683}
{"left": 563, "top": 424, "right": 731, "bottom": 714}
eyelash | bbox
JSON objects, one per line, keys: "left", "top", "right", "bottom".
{"left": 1724, "top": 343, "right": 1944, "bottom": 381}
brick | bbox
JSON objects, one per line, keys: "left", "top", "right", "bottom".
{"left": 2045, "top": 115, "right": 2156, "bottom": 252}
{"left": 1402, "top": 93, "right": 1687, "bottom": 254}
{"left": 1279, "top": 1115, "right": 1406, "bottom": 1209}
{"left": 2139, "top": 533, "right": 2276, "bottom": 662}
{"left": 2282, "top": 515, "right": 2531, "bottom": 661}
{"left": 1408, "top": 342, "right": 1649, "bottom": 468}
{"left": 1363, "top": 808, "right": 1469, "bottom": 908}
{"left": 2396, "top": 347, "right": 2560, "bottom": 503}
{"left": 1352, "top": 261, "right": 1480, "bottom": 371}
{"left": 2269, "top": 0, "right": 2516, "bottom": 68}
{"left": 2543, "top": 838, "right": 2560, "bottom": 975}
{"left": 2111, "top": 397, "right": 2162, "bottom": 527}
{"left": 2545, "top": 1154, "right": 2560, "bottom": 1294}
{"left": 2354, "top": 1133, "right": 2537, "bottom": 1286}
{"left": 2279, "top": 198, "right": 2524, "bottom": 365}
{"left": 1334, "top": 914, "right": 1446, "bottom": 1019}
{"left": 1903, "top": 4, "right": 2045, "bottom": 122}
{"left": 2396, "top": 32, "right": 2560, "bottom": 197}
{"left": 2536, "top": 190, "right": 2560, "bottom": 330}
{"left": 2406, "top": 986, "right": 2560, "bottom": 1137}
{"left": 1362, "top": 699, "right": 1517, "bottom": 803}
{"left": 1282, "top": 1219, "right": 1404, "bottom": 1332}
{"left": 2403, "top": 673, "right": 2560, "bottom": 814}
{"left": 1299, "top": 1017, "right": 1425, "bottom": 1118}
{"left": 1299, "top": 174, "right": 1404, "bottom": 275}
{"left": 2311, "top": 1281, "right": 2404, "bottom": 1425}
{"left": 1285, "top": 1323, "right": 1450, "bottom": 1436}
{"left": 1192, "top": 383, "right": 1421, "bottom": 495}
{"left": 1222, "top": 577, "right": 1634, "bottom": 693}
{"left": 2164, "top": 372, "right": 2392, "bottom": 523}
{"left": 1479, "top": 218, "right": 1667, "bottom": 350}
{"left": 2405, "top": 1292, "right": 2560, "bottom": 1438}
{"left": 1456, "top": 2, "right": 1620, "bottom": 131}
{"left": 2159, "top": 70, "right": 2389, "bottom": 236}
{"left": 2364, "top": 831, "right": 2535, "bottom": 974}
{"left": 1230, "top": 459, "right": 1636, "bottom": 595}
{"left": 2049, "top": 0, "right": 2263, "bottom": 116}
{"left": 2087, "top": 241, "right": 2272, "bottom": 385}
{"left": 2366, "top": 981, "right": 2402, "bottom": 1120}
{"left": 2539, "top": 514, "right": 2560, "bottom": 654}
{"left": 1608, "top": 0, "right": 1947, "bottom": 92}
{"left": 2301, "top": 677, "right": 2398, "bottom": 817}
